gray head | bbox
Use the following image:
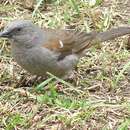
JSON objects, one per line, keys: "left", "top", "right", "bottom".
{"left": 0, "top": 20, "right": 43, "bottom": 47}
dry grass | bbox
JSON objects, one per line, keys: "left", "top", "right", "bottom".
{"left": 0, "top": 0, "right": 130, "bottom": 129}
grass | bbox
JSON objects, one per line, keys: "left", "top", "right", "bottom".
{"left": 0, "top": 0, "right": 130, "bottom": 129}
{"left": 32, "top": 0, "right": 44, "bottom": 17}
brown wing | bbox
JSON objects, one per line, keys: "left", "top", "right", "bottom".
{"left": 42, "top": 28, "right": 96, "bottom": 60}
{"left": 72, "top": 31, "right": 97, "bottom": 53}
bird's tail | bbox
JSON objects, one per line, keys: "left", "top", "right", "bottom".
{"left": 73, "top": 26, "right": 130, "bottom": 55}
{"left": 94, "top": 26, "right": 130, "bottom": 43}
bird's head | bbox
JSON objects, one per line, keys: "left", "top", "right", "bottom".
{"left": 0, "top": 20, "right": 43, "bottom": 47}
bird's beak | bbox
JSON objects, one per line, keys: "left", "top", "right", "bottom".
{"left": 0, "top": 30, "right": 10, "bottom": 38}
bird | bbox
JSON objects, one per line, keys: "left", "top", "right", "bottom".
{"left": 0, "top": 20, "right": 130, "bottom": 79}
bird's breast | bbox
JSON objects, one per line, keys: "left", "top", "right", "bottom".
{"left": 11, "top": 44, "right": 65, "bottom": 76}
{"left": 11, "top": 45, "right": 38, "bottom": 74}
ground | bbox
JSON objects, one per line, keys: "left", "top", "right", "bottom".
{"left": 0, "top": 0, "right": 130, "bottom": 130}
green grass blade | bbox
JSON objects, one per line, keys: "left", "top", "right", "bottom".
{"left": 68, "top": 0, "right": 80, "bottom": 15}
{"left": 36, "top": 77, "right": 54, "bottom": 91}
{"left": 32, "top": 0, "right": 44, "bottom": 17}
{"left": 117, "top": 119, "right": 130, "bottom": 130}
{"left": 47, "top": 72, "right": 83, "bottom": 94}
{"left": 115, "top": 61, "right": 130, "bottom": 85}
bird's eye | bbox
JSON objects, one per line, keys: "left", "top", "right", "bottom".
{"left": 17, "top": 28, "right": 22, "bottom": 31}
